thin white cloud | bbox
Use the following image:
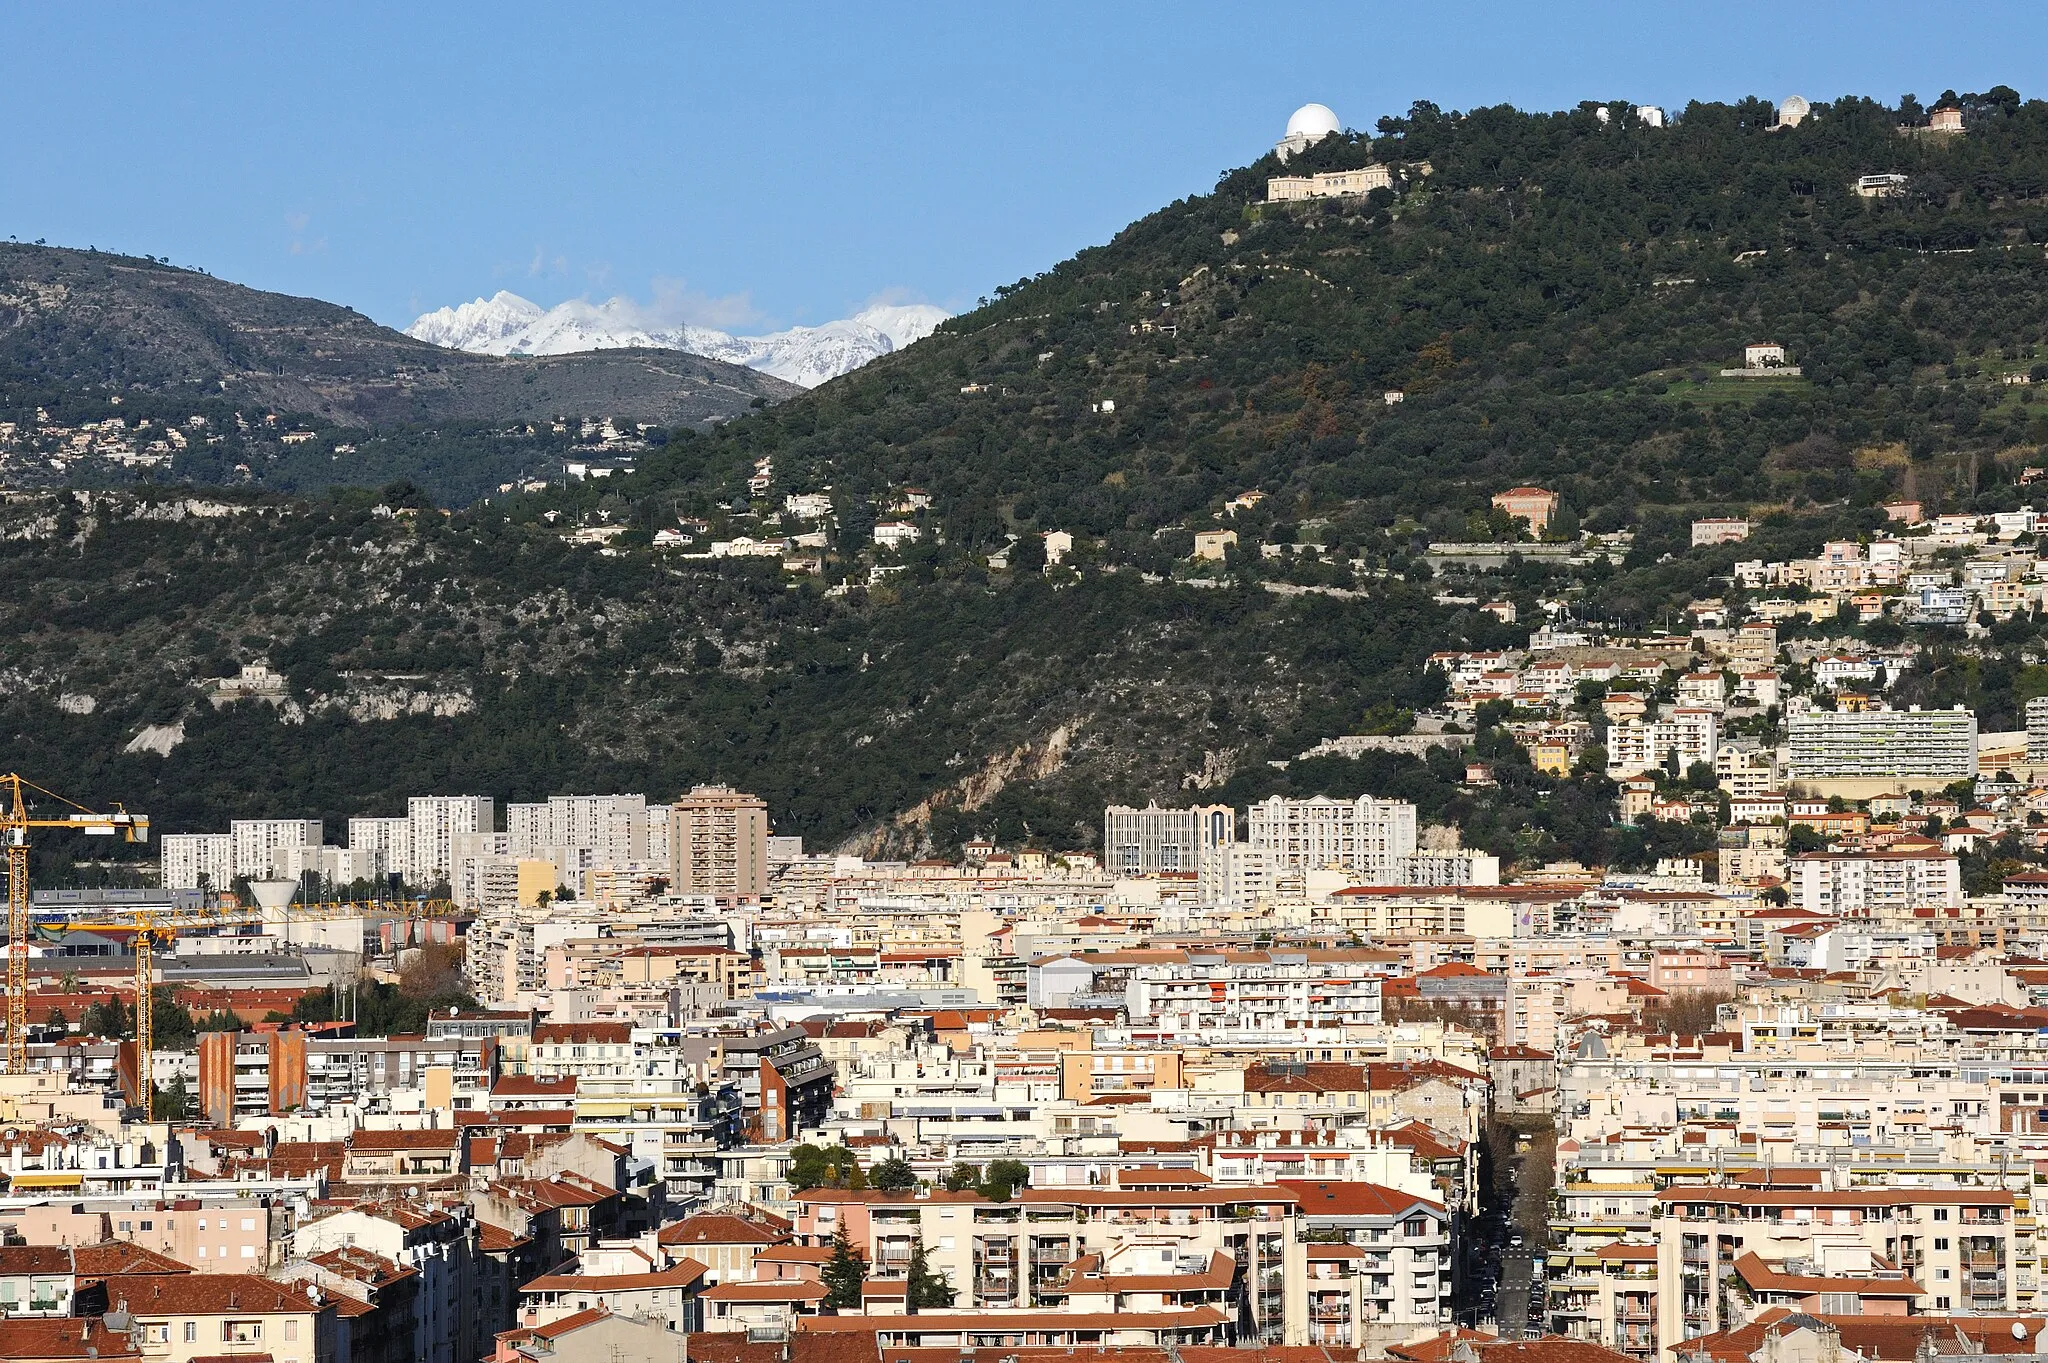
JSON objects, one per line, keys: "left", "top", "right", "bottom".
{"left": 858, "top": 285, "right": 931, "bottom": 309}
{"left": 284, "top": 211, "right": 324, "bottom": 257}
{"left": 645, "top": 275, "right": 765, "bottom": 332}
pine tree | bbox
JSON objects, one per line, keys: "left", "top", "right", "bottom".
{"left": 905, "top": 1239, "right": 955, "bottom": 1313}
{"left": 871, "top": 1156, "right": 916, "bottom": 1190}
{"left": 153, "top": 1073, "right": 189, "bottom": 1122}
{"left": 821, "top": 1227, "right": 866, "bottom": 1311}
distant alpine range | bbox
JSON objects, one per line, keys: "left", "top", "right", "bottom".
{"left": 406, "top": 292, "right": 948, "bottom": 388}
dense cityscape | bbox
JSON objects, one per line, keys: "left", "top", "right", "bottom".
{"left": 13, "top": 7, "right": 2048, "bottom": 1360}
{"left": 0, "top": 470, "right": 2045, "bottom": 1363}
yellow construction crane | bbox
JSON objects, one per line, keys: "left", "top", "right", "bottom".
{"left": 0, "top": 774, "right": 148, "bottom": 1075}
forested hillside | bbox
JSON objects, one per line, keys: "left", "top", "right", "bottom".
{"left": 0, "top": 244, "right": 797, "bottom": 501}
{"left": 12, "top": 89, "right": 2048, "bottom": 864}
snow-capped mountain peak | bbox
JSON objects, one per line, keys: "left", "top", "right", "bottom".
{"left": 403, "top": 291, "right": 948, "bottom": 388}
{"left": 404, "top": 291, "right": 545, "bottom": 350}
{"left": 850, "top": 302, "right": 949, "bottom": 351}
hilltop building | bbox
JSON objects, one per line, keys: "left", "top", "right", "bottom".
{"left": 1491, "top": 487, "right": 1559, "bottom": 536}
{"left": 1267, "top": 165, "right": 1393, "bottom": 203}
{"left": 1274, "top": 102, "right": 1341, "bottom": 162}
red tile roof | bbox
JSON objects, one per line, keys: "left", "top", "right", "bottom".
{"left": 521, "top": 1258, "right": 708, "bottom": 1293}
{"left": 799, "top": 1306, "right": 1231, "bottom": 1334}
{"left": 71, "top": 1243, "right": 195, "bottom": 1280}
{"left": 1685, "top": 1309, "right": 2048, "bottom": 1363}
{"left": 532, "top": 1022, "right": 632, "bottom": 1045}
{"left": 100, "top": 1273, "right": 326, "bottom": 1315}
{"left": 1732, "top": 1252, "right": 1920, "bottom": 1298}
{"left": 704, "top": 1280, "right": 829, "bottom": 1302}
{"left": 0, "top": 1317, "right": 143, "bottom": 1361}
{"left": 658, "top": 1213, "right": 788, "bottom": 1247}
{"left": 1275, "top": 1179, "right": 1445, "bottom": 1217}
{"left": 349, "top": 1127, "right": 460, "bottom": 1151}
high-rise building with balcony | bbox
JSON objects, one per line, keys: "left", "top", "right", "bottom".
{"left": 1247, "top": 795, "right": 1417, "bottom": 880}
{"left": 669, "top": 785, "right": 769, "bottom": 904}
{"left": 1102, "top": 802, "right": 1234, "bottom": 876}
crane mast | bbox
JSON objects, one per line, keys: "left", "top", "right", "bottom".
{"left": 0, "top": 772, "right": 470, "bottom": 1108}
{"left": 0, "top": 774, "right": 148, "bottom": 1075}
{"left": 47, "top": 895, "right": 464, "bottom": 1107}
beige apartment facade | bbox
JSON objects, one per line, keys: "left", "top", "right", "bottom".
{"left": 670, "top": 784, "right": 770, "bottom": 903}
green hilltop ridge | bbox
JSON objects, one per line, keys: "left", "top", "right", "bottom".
{"left": 0, "top": 242, "right": 798, "bottom": 502}
{"left": 9, "top": 87, "right": 2048, "bottom": 865}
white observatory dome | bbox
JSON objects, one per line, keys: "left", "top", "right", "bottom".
{"left": 1286, "top": 103, "right": 1343, "bottom": 141}
{"left": 1777, "top": 95, "right": 1810, "bottom": 128}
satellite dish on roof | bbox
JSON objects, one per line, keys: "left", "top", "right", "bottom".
{"left": 2013, "top": 1322, "right": 2029, "bottom": 1341}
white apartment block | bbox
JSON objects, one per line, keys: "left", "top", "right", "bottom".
{"left": 1691, "top": 518, "right": 1750, "bottom": 546}
{"left": 552, "top": 794, "right": 651, "bottom": 867}
{"left": 276, "top": 844, "right": 386, "bottom": 886}
{"left": 1391, "top": 850, "right": 1501, "bottom": 887}
{"left": 1103, "top": 803, "right": 1234, "bottom": 876}
{"left": 1789, "top": 850, "right": 1963, "bottom": 918}
{"left": 1247, "top": 796, "right": 1417, "bottom": 880}
{"left": 1605, "top": 709, "right": 1719, "bottom": 779}
{"left": 229, "top": 819, "right": 322, "bottom": 879}
{"left": 347, "top": 816, "right": 412, "bottom": 882}
{"left": 2028, "top": 694, "right": 2048, "bottom": 763}
{"left": 1198, "top": 843, "right": 1279, "bottom": 908}
{"left": 160, "top": 833, "right": 233, "bottom": 891}
{"left": 458, "top": 855, "right": 522, "bottom": 912}
{"left": 507, "top": 795, "right": 652, "bottom": 871}
{"left": 1787, "top": 707, "right": 1978, "bottom": 782}
{"left": 506, "top": 803, "right": 553, "bottom": 855}
{"left": 1715, "top": 744, "right": 1777, "bottom": 798}
{"left": 1654, "top": 1185, "right": 2019, "bottom": 1343}
{"left": 1120, "top": 958, "right": 1386, "bottom": 1030}
{"left": 407, "top": 795, "right": 494, "bottom": 887}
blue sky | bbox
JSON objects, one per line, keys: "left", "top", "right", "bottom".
{"left": 6, "top": 2, "right": 2045, "bottom": 332}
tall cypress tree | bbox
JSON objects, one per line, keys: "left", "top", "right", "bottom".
{"left": 905, "top": 1239, "right": 956, "bottom": 1313}
{"left": 822, "top": 1227, "right": 867, "bottom": 1311}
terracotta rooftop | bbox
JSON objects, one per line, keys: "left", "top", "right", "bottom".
{"left": 658, "top": 1212, "right": 788, "bottom": 1247}
{"left": 100, "top": 1273, "right": 325, "bottom": 1315}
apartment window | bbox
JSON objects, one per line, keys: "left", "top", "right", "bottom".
{"left": 1937, "top": 1269, "right": 1951, "bottom": 1281}
{"left": 1934, "top": 1209, "right": 1950, "bottom": 1221}
{"left": 1935, "top": 1238, "right": 1950, "bottom": 1251}
{"left": 241, "top": 1218, "right": 256, "bottom": 1232}
{"left": 117, "top": 1220, "right": 131, "bottom": 1233}
{"left": 226, "top": 1320, "right": 263, "bottom": 1342}
{"left": 241, "top": 1246, "right": 256, "bottom": 1259}
{"left": 1937, "top": 1296, "right": 1952, "bottom": 1310}
{"left": 285, "top": 1320, "right": 299, "bottom": 1341}
{"left": 139, "top": 1220, "right": 152, "bottom": 1231}
{"left": 184, "top": 1322, "right": 197, "bottom": 1343}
